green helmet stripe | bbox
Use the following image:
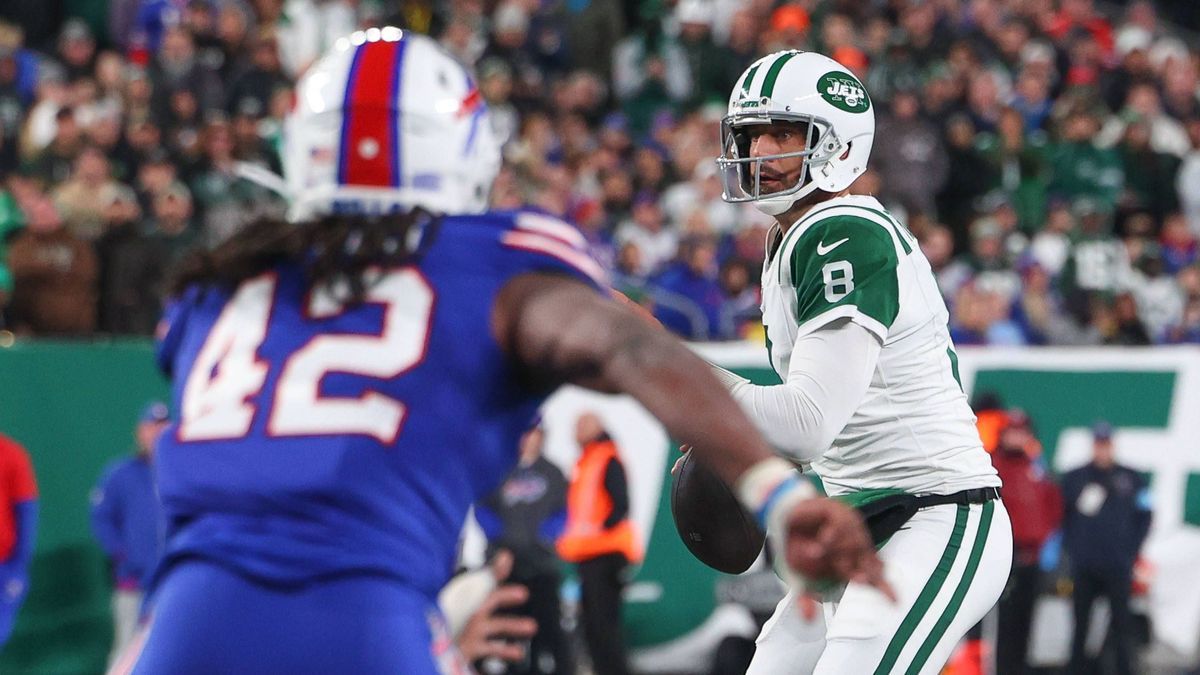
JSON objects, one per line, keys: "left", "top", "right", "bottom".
{"left": 760, "top": 51, "right": 798, "bottom": 99}
{"left": 740, "top": 63, "right": 762, "bottom": 97}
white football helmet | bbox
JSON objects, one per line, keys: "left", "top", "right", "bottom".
{"left": 716, "top": 50, "right": 875, "bottom": 216}
{"left": 283, "top": 28, "right": 501, "bottom": 222}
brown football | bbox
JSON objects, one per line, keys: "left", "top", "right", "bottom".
{"left": 670, "top": 451, "right": 766, "bottom": 574}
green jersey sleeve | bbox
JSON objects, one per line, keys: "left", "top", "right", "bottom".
{"left": 787, "top": 215, "right": 901, "bottom": 339}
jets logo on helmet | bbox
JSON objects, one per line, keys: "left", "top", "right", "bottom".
{"left": 817, "top": 72, "right": 871, "bottom": 113}
{"left": 281, "top": 28, "right": 501, "bottom": 222}
{"left": 716, "top": 51, "right": 876, "bottom": 216}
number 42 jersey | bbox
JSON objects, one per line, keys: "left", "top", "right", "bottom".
{"left": 760, "top": 195, "right": 999, "bottom": 496}
{"left": 152, "top": 211, "right": 604, "bottom": 600}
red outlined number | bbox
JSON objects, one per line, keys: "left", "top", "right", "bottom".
{"left": 178, "top": 269, "right": 435, "bottom": 444}
{"left": 269, "top": 270, "right": 434, "bottom": 443}
{"left": 179, "top": 274, "right": 274, "bottom": 441}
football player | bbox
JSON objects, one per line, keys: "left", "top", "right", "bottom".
{"left": 118, "top": 31, "right": 888, "bottom": 674}
{"left": 710, "top": 50, "right": 1014, "bottom": 674}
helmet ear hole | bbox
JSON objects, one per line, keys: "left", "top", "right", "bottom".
{"left": 839, "top": 142, "right": 852, "bottom": 161}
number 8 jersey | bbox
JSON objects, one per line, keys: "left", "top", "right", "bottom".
{"left": 152, "top": 211, "right": 604, "bottom": 600}
{"left": 760, "top": 194, "right": 999, "bottom": 496}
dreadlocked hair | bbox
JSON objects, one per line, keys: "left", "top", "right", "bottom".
{"left": 169, "top": 209, "right": 439, "bottom": 304}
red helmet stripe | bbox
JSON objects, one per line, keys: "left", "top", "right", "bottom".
{"left": 337, "top": 39, "right": 403, "bottom": 187}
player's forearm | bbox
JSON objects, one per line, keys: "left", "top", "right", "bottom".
{"left": 717, "top": 319, "right": 880, "bottom": 461}
{"left": 594, "top": 313, "right": 779, "bottom": 485}
{"left": 505, "top": 275, "right": 775, "bottom": 486}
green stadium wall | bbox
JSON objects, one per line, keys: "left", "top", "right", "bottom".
{"left": 0, "top": 340, "right": 168, "bottom": 675}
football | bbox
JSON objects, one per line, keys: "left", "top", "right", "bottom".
{"left": 670, "top": 451, "right": 766, "bottom": 574}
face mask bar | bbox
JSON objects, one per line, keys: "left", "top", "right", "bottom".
{"left": 715, "top": 112, "right": 836, "bottom": 204}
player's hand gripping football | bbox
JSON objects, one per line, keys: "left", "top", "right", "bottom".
{"left": 730, "top": 456, "right": 895, "bottom": 619}
{"left": 781, "top": 497, "right": 895, "bottom": 618}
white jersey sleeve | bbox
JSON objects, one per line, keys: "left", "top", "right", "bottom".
{"left": 726, "top": 318, "right": 881, "bottom": 462}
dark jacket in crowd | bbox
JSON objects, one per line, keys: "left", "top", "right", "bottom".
{"left": 96, "top": 220, "right": 168, "bottom": 335}
{"left": 476, "top": 456, "right": 569, "bottom": 581}
{"left": 1061, "top": 463, "right": 1151, "bottom": 574}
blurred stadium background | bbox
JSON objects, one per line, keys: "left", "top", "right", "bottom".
{"left": 0, "top": 0, "right": 1198, "bottom": 673}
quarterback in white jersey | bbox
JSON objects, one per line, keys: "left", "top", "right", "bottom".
{"left": 712, "top": 50, "right": 1013, "bottom": 674}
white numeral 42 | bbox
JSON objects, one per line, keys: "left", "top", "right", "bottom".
{"left": 179, "top": 270, "right": 434, "bottom": 444}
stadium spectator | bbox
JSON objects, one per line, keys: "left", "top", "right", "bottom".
{"left": 873, "top": 87, "right": 949, "bottom": 218}
{"left": 938, "top": 114, "right": 995, "bottom": 245}
{"left": 1107, "top": 291, "right": 1151, "bottom": 346}
{"left": 147, "top": 182, "right": 198, "bottom": 260}
{"left": 1160, "top": 213, "right": 1198, "bottom": 274}
{"left": 1099, "top": 82, "right": 1190, "bottom": 160}
{"left": 1166, "top": 296, "right": 1200, "bottom": 344}
{"left": 558, "top": 413, "right": 642, "bottom": 675}
{"left": 1128, "top": 243, "right": 1184, "bottom": 342}
{"left": 564, "top": 0, "right": 622, "bottom": 84}
{"left": 1046, "top": 0, "right": 1115, "bottom": 60}
{"left": 614, "top": 190, "right": 676, "bottom": 276}
{"left": 1049, "top": 105, "right": 1124, "bottom": 211}
{"left": 7, "top": 191, "right": 97, "bottom": 335}
{"left": 652, "top": 235, "right": 724, "bottom": 340}
{"left": 475, "top": 420, "right": 573, "bottom": 675}
{"left": 225, "top": 30, "right": 290, "bottom": 125}
{"left": 718, "top": 259, "right": 760, "bottom": 340}
{"left": 95, "top": 184, "right": 163, "bottom": 335}
{"left": 1028, "top": 200, "right": 1076, "bottom": 277}
{"left": 89, "top": 401, "right": 168, "bottom": 667}
{"left": 27, "top": 106, "right": 83, "bottom": 187}
{"left": 989, "top": 411, "right": 1062, "bottom": 675}
{"left": 56, "top": 19, "right": 96, "bottom": 83}
{"left": 1177, "top": 119, "right": 1200, "bottom": 236}
{"left": 942, "top": 216, "right": 1022, "bottom": 308}
{"left": 979, "top": 107, "right": 1050, "bottom": 233}
{"left": 481, "top": 3, "right": 543, "bottom": 113}
{"left": 479, "top": 59, "right": 519, "bottom": 150}
{"left": 674, "top": 1, "right": 735, "bottom": 109}
{"left": 1115, "top": 117, "right": 1181, "bottom": 227}
{"left": 1011, "top": 259, "right": 1058, "bottom": 344}
{"left": 0, "top": 433, "right": 36, "bottom": 647}
{"left": 1059, "top": 198, "right": 1127, "bottom": 305}
{"left": 148, "top": 26, "right": 223, "bottom": 117}
{"left": 52, "top": 145, "right": 120, "bottom": 241}
{"left": 1062, "top": 421, "right": 1152, "bottom": 675}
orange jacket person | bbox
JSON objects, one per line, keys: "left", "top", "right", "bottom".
{"left": 558, "top": 413, "right": 641, "bottom": 675}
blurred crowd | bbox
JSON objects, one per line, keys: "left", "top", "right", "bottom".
{"left": 0, "top": 0, "right": 1199, "bottom": 344}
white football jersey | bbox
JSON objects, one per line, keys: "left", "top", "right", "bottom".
{"left": 760, "top": 194, "right": 999, "bottom": 496}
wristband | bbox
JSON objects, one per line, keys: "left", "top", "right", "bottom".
{"left": 734, "top": 456, "right": 815, "bottom": 532}
{"left": 735, "top": 456, "right": 818, "bottom": 593}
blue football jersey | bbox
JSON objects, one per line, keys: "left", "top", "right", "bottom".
{"left": 152, "top": 211, "right": 605, "bottom": 600}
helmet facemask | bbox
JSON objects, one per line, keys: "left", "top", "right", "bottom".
{"left": 716, "top": 112, "right": 840, "bottom": 216}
